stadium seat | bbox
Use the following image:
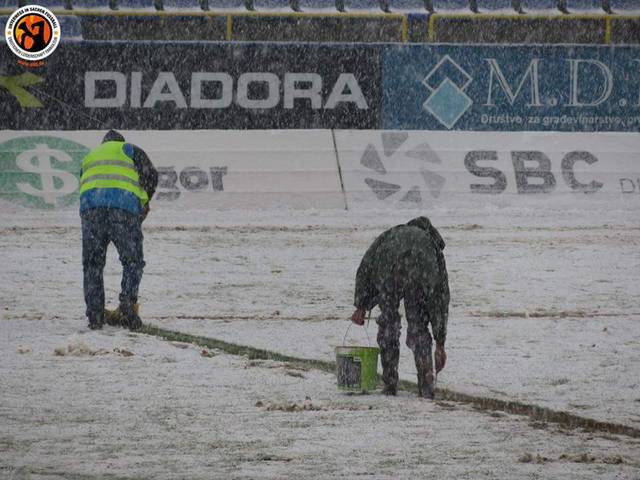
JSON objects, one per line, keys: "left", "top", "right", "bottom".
{"left": 72, "top": 0, "right": 113, "bottom": 9}
{"left": 431, "top": 0, "right": 471, "bottom": 11}
{"left": 609, "top": 0, "right": 640, "bottom": 12}
{"left": 58, "top": 14, "right": 83, "bottom": 38}
{"left": 297, "top": 0, "right": 337, "bottom": 11}
{"left": 346, "top": 0, "right": 386, "bottom": 11}
{"left": 520, "top": 0, "right": 560, "bottom": 12}
{"left": 0, "top": 14, "right": 82, "bottom": 37}
{"left": 389, "top": 0, "right": 430, "bottom": 12}
{"left": 564, "top": 0, "right": 603, "bottom": 11}
{"left": 207, "top": 0, "right": 248, "bottom": 9}
{"left": 114, "top": 0, "right": 155, "bottom": 8}
{"left": 161, "top": 0, "right": 202, "bottom": 9}
{"left": 18, "top": 0, "right": 70, "bottom": 8}
{"left": 472, "top": 0, "right": 519, "bottom": 12}
{"left": 251, "top": 0, "right": 290, "bottom": 9}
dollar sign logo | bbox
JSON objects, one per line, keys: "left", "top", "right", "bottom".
{"left": 16, "top": 144, "right": 78, "bottom": 206}
{"left": 0, "top": 136, "right": 89, "bottom": 209}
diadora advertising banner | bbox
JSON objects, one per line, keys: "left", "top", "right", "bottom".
{"left": 382, "top": 45, "right": 640, "bottom": 132}
{"left": 0, "top": 130, "right": 344, "bottom": 210}
{"left": 334, "top": 130, "right": 640, "bottom": 209}
{"left": 0, "top": 42, "right": 380, "bottom": 130}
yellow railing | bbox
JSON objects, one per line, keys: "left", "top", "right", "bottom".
{"left": 0, "top": 9, "right": 636, "bottom": 44}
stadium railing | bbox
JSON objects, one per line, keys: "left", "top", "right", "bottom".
{"left": 2, "top": 0, "right": 638, "bottom": 44}
{"left": 8, "top": 0, "right": 640, "bottom": 13}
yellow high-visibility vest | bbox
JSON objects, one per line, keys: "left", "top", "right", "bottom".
{"left": 80, "top": 141, "right": 149, "bottom": 205}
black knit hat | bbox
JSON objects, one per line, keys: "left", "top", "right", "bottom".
{"left": 102, "top": 129, "right": 125, "bottom": 143}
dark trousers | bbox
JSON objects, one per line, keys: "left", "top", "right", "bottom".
{"left": 81, "top": 208, "right": 145, "bottom": 321}
{"left": 376, "top": 252, "right": 435, "bottom": 394}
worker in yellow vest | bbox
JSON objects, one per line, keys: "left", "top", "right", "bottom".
{"left": 80, "top": 130, "right": 158, "bottom": 331}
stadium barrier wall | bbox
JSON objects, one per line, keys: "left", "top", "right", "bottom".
{"left": 76, "top": 12, "right": 410, "bottom": 43}
{"left": 79, "top": 14, "right": 229, "bottom": 41}
{"left": 426, "top": 14, "right": 640, "bottom": 46}
{"left": 609, "top": 16, "right": 640, "bottom": 44}
{"left": 1, "top": 10, "right": 639, "bottom": 44}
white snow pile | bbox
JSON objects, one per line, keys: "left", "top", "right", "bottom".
{"left": 53, "top": 334, "right": 132, "bottom": 357}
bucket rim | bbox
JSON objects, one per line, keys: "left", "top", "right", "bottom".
{"left": 335, "top": 345, "right": 379, "bottom": 353}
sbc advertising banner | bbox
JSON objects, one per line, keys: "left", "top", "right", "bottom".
{"left": 0, "top": 42, "right": 381, "bottom": 130}
{"left": 335, "top": 130, "right": 640, "bottom": 209}
{"left": 381, "top": 45, "right": 640, "bottom": 132}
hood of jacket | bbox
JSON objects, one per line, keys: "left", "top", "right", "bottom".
{"left": 407, "top": 216, "right": 445, "bottom": 250}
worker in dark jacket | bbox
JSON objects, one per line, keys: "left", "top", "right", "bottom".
{"left": 351, "top": 216, "right": 449, "bottom": 399}
{"left": 80, "top": 130, "right": 158, "bottom": 331}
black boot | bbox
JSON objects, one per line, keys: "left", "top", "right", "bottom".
{"left": 382, "top": 384, "right": 397, "bottom": 396}
{"left": 417, "top": 370, "right": 435, "bottom": 399}
{"left": 414, "top": 344, "right": 435, "bottom": 399}
{"left": 87, "top": 311, "right": 104, "bottom": 330}
{"left": 119, "top": 303, "right": 142, "bottom": 332}
{"left": 380, "top": 346, "right": 399, "bottom": 395}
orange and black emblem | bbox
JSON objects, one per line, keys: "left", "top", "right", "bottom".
{"left": 13, "top": 13, "right": 53, "bottom": 53}
{"left": 5, "top": 5, "right": 61, "bottom": 62}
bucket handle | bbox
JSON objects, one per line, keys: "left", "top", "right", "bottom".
{"left": 343, "top": 310, "right": 373, "bottom": 347}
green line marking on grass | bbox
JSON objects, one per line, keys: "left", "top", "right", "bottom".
{"left": 141, "top": 323, "right": 640, "bottom": 440}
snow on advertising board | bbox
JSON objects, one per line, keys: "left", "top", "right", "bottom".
{"left": 382, "top": 45, "right": 640, "bottom": 132}
{"left": 0, "top": 130, "right": 344, "bottom": 210}
{"left": 0, "top": 42, "right": 380, "bottom": 130}
{"left": 335, "top": 131, "right": 640, "bottom": 210}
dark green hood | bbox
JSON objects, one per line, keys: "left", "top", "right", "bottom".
{"left": 407, "top": 216, "right": 445, "bottom": 250}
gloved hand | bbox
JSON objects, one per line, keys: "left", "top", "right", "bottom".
{"left": 351, "top": 308, "right": 366, "bottom": 326}
{"left": 435, "top": 343, "right": 447, "bottom": 373}
{"left": 141, "top": 204, "right": 150, "bottom": 222}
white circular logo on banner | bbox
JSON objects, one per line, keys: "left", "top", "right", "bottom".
{"left": 5, "top": 5, "right": 61, "bottom": 61}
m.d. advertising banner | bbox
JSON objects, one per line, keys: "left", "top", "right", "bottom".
{"left": 382, "top": 45, "right": 640, "bottom": 132}
{"left": 0, "top": 42, "right": 380, "bottom": 130}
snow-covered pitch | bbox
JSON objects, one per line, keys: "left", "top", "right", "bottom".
{"left": 1, "top": 202, "right": 639, "bottom": 478}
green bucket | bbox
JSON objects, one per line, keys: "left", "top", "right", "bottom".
{"left": 335, "top": 345, "right": 379, "bottom": 393}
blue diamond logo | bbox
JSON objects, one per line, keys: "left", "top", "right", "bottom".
{"left": 423, "top": 78, "right": 473, "bottom": 129}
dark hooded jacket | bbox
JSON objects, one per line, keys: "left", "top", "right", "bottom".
{"left": 354, "top": 216, "right": 449, "bottom": 343}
